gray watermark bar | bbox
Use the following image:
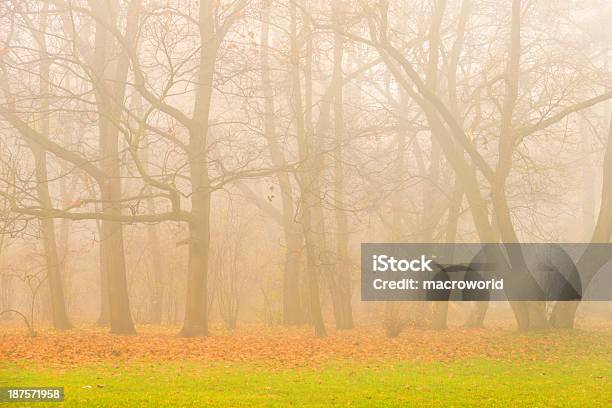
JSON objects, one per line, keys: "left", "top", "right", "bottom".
{"left": 361, "top": 243, "right": 612, "bottom": 301}
{"left": 0, "top": 387, "right": 64, "bottom": 402}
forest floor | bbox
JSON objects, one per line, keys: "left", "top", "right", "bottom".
{"left": 0, "top": 325, "right": 610, "bottom": 406}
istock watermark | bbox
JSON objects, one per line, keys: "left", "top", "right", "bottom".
{"left": 361, "top": 243, "right": 612, "bottom": 302}
{"left": 372, "top": 254, "right": 434, "bottom": 272}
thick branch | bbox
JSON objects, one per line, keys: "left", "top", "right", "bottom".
{"left": 517, "top": 91, "right": 612, "bottom": 141}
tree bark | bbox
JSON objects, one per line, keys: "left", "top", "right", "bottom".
{"left": 179, "top": 0, "right": 216, "bottom": 337}
{"left": 91, "top": 0, "right": 138, "bottom": 334}
{"left": 32, "top": 147, "right": 72, "bottom": 330}
{"left": 291, "top": 2, "right": 326, "bottom": 336}
{"left": 260, "top": 3, "right": 304, "bottom": 325}
{"left": 28, "top": 6, "right": 72, "bottom": 330}
{"left": 491, "top": 0, "right": 547, "bottom": 331}
{"left": 146, "top": 201, "right": 164, "bottom": 325}
{"left": 331, "top": 1, "right": 354, "bottom": 330}
{"left": 431, "top": 181, "right": 463, "bottom": 330}
{"left": 96, "top": 229, "right": 110, "bottom": 326}
{"left": 550, "top": 111, "right": 612, "bottom": 328}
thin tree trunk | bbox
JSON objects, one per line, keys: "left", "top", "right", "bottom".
{"left": 28, "top": 6, "right": 72, "bottom": 329}
{"left": 57, "top": 165, "right": 75, "bottom": 315}
{"left": 260, "top": 3, "right": 303, "bottom": 324}
{"left": 32, "top": 147, "right": 72, "bottom": 330}
{"left": 331, "top": 1, "right": 353, "bottom": 330}
{"left": 432, "top": 181, "right": 463, "bottom": 330}
{"left": 420, "top": 0, "right": 445, "bottom": 242}
{"left": 146, "top": 201, "right": 164, "bottom": 325}
{"left": 489, "top": 0, "right": 546, "bottom": 331}
{"left": 291, "top": 2, "right": 326, "bottom": 336}
{"left": 134, "top": 94, "right": 164, "bottom": 325}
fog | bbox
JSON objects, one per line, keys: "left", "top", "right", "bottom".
{"left": 0, "top": 0, "right": 610, "bottom": 337}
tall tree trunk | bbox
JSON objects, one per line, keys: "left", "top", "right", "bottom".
{"left": 57, "top": 163, "right": 75, "bottom": 315}
{"left": 97, "top": 226, "right": 110, "bottom": 325}
{"left": 581, "top": 119, "right": 596, "bottom": 241}
{"left": 432, "top": 1, "right": 469, "bottom": 330}
{"left": 0, "top": 235, "right": 11, "bottom": 320}
{"left": 179, "top": 0, "right": 215, "bottom": 337}
{"left": 135, "top": 94, "right": 164, "bottom": 325}
{"left": 29, "top": 6, "right": 72, "bottom": 329}
{"left": 260, "top": 3, "right": 303, "bottom": 325}
{"left": 488, "top": 0, "right": 545, "bottom": 331}
{"left": 431, "top": 181, "right": 463, "bottom": 330}
{"left": 420, "top": 0, "right": 445, "bottom": 242}
{"left": 146, "top": 198, "right": 164, "bottom": 325}
{"left": 331, "top": 1, "right": 353, "bottom": 330}
{"left": 98, "top": 118, "right": 134, "bottom": 334}
{"left": 91, "top": 0, "right": 138, "bottom": 334}
{"left": 291, "top": 2, "right": 326, "bottom": 336}
{"left": 32, "top": 147, "right": 72, "bottom": 330}
{"left": 181, "top": 188, "right": 211, "bottom": 337}
{"left": 550, "top": 111, "right": 612, "bottom": 328}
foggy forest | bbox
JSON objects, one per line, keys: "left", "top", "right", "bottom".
{"left": 0, "top": 0, "right": 611, "bottom": 341}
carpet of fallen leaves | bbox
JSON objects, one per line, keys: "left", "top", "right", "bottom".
{"left": 0, "top": 324, "right": 610, "bottom": 367}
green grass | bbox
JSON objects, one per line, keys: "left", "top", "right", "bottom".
{"left": 1, "top": 358, "right": 609, "bottom": 407}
